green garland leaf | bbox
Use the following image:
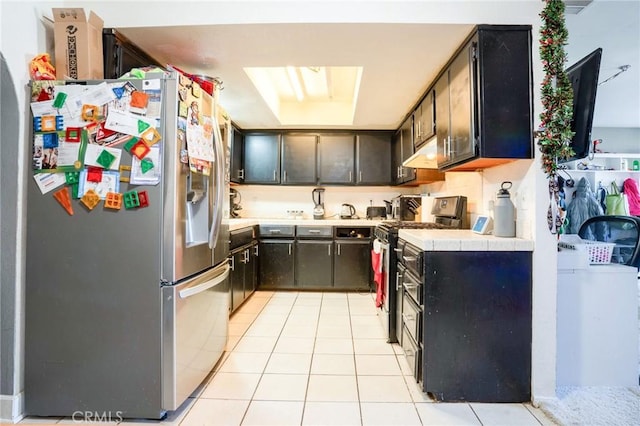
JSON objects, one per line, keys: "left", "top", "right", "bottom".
{"left": 537, "top": 0, "right": 575, "bottom": 177}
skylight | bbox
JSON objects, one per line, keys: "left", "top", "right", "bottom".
{"left": 244, "top": 66, "right": 363, "bottom": 126}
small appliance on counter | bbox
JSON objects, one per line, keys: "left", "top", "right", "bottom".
{"left": 230, "top": 187, "right": 242, "bottom": 218}
{"left": 312, "top": 187, "right": 325, "bottom": 220}
{"left": 340, "top": 203, "right": 356, "bottom": 219}
{"left": 366, "top": 206, "right": 387, "bottom": 220}
{"left": 391, "top": 195, "right": 422, "bottom": 221}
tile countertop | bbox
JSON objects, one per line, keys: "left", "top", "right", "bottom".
{"left": 229, "top": 218, "right": 383, "bottom": 231}
{"left": 399, "top": 229, "right": 534, "bottom": 252}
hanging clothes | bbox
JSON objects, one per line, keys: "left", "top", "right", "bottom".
{"left": 566, "top": 177, "right": 604, "bottom": 235}
{"left": 623, "top": 178, "right": 640, "bottom": 216}
{"left": 595, "top": 181, "right": 607, "bottom": 214}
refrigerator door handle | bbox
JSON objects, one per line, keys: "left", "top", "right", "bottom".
{"left": 179, "top": 264, "right": 230, "bottom": 299}
{"left": 209, "top": 112, "right": 226, "bottom": 249}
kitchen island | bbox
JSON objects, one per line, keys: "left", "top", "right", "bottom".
{"left": 396, "top": 229, "right": 533, "bottom": 402}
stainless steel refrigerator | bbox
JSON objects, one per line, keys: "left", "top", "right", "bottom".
{"left": 24, "top": 73, "right": 230, "bottom": 419}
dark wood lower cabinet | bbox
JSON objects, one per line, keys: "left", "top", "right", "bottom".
{"left": 295, "top": 240, "right": 333, "bottom": 288}
{"left": 333, "top": 240, "right": 371, "bottom": 290}
{"left": 257, "top": 226, "right": 372, "bottom": 291}
{"left": 230, "top": 241, "right": 258, "bottom": 313}
{"left": 258, "top": 239, "right": 295, "bottom": 289}
{"left": 422, "top": 251, "right": 532, "bottom": 402}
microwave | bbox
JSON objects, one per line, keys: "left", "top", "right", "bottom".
{"left": 391, "top": 195, "right": 421, "bottom": 221}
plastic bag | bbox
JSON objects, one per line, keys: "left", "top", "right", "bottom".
{"left": 605, "top": 181, "right": 627, "bottom": 215}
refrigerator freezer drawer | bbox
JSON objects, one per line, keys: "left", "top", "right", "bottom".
{"left": 161, "top": 262, "right": 230, "bottom": 410}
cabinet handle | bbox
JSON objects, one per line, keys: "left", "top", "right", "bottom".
{"left": 358, "top": 170, "right": 362, "bottom": 182}
{"left": 273, "top": 170, "right": 277, "bottom": 181}
{"left": 288, "top": 243, "right": 292, "bottom": 256}
{"left": 254, "top": 245, "right": 259, "bottom": 256}
{"left": 269, "top": 229, "right": 282, "bottom": 234}
{"left": 244, "top": 248, "right": 250, "bottom": 263}
{"left": 349, "top": 170, "right": 352, "bottom": 182}
{"left": 396, "top": 272, "right": 403, "bottom": 291}
{"left": 328, "top": 244, "right": 332, "bottom": 256}
{"left": 283, "top": 170, "right": 288, "bottom": 182}
{"left": 403, "top": 255, "right": 417, "bottom": 263}
{"left": 337, "top": 243, "right": 341, "bottom": 256}
{"left": 309, "top": 230, "right": 321, "bottom": 234}
{"left": 239, "top": 169, "right": 244, "bottom": 179}
{"left": 229, "top": 255, "right": 235, "bottom": 271}
{"left": 394, "top": 248, "right": 403, "bottom": 253}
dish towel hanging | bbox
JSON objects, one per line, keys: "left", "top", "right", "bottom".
{"left": 371, "top": 239, "right": 385, "bottom": 308}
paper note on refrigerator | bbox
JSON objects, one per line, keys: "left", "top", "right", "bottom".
{"left": 104, "top": 110, "right": 158, "bottom": 137}
{"left": 33, "top": 172, "right": 67, "bottom": 194}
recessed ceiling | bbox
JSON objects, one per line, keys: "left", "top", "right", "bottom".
{"left": 117, "top": 23, "right": 474, "bottom": 130}
{"left": 113, "top": 1, "right": 639, "bottom": 130}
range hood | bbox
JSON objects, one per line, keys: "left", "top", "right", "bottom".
{"left": 402, "top": 137, "right": 438, "bottom": 169}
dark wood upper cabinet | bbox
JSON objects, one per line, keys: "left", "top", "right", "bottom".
{"left": 230, "top": 126, "right": 244, "bottom": 183}
{"left": 281, "top": 133, "right": 317, "bottom": 185}
{"left": 435, "top": 25, "right": 533, "bottom": 171}
{"left": 318, "top": 133, "right": 355, "bottom": 184}
{"left": 243, "top": 133, "right": 281, "bottom": 184}
{"left": 356, "top": 132, "right": 392, "bottom": 185}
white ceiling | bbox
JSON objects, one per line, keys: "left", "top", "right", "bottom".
{"left": 111, "top": 0, "right": 638, "bottom": 131}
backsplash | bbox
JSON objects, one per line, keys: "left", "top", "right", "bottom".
{"left": 231, "top": 185, "right": 416, "bottom": 220}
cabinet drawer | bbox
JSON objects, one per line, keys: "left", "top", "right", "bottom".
{"left": 259, "top": 225, "right": 295, "bottom": 238}
{"left": 402, "top": 268, "right": 423, "bottom": 306}
{"left": 402, "top": 291, "right": 422, "bottom": 345}
{"left": 296, "top": 225, "right": 332, "bottom": 238}
{"left": 401, "top": 324, "right": 421, "bottom": 383}
{"left": 401, "top": 242, "right": 423, "bottom": 278}
{"left": 230, "top": 227, "right": 254, "bottom": 249}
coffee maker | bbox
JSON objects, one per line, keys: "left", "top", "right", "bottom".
{"left": 230, "top": 188, "right": 242, "bottom": 218}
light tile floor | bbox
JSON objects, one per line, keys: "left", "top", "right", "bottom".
{"left": 20, "top": 291, "right": 557, "bottom": 425}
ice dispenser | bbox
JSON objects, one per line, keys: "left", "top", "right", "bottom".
{"left": 186, "top": 171, "right": 210, "bottom": 247}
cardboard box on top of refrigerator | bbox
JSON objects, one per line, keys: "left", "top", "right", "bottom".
{"left": 52, "top": 8, "right": 104, "bottom": 80}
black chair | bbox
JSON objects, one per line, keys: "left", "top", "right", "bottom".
{"left": 578, "top": 215, "right": 640, "bottom": 269}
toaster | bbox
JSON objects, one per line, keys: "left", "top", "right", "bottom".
{"left": 366, "top": 206, "right": 387, "bottom": 219}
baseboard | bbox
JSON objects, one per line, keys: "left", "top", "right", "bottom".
{"left": 0, "top": 393, "right": 24, "bottom": 424}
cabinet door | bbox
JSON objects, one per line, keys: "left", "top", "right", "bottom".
{"left": 281, "top": 134, "right": 317, "bottom": 185}
{"left": 230, "top": 127, "right": 244, "bottom": 183}
{"left": 400, "top": 118, "right": 416, "bottom": 183}
{"left": 420, "top": 91, "right": 435, "bottom": 144}
{"left": 356, "top": 133, "right": 391, "bottom": 185}
{"left": 435, "top": 72, "right": 450, "bottom": 167}
{"left": 230, "top": 249, "right": 245, "bottom": 312}
{"left": 392, "top": 129, "right": 403, "bottom": 185}
{"left": 245, "top": 244, "right": 257, "bottom": 297}
{"left": 258, "top": 240, "right": 294, "bottom": 289}
{"left": 333, "top": 240, "right": 371, "bottom": 290}
{"left": 413, "top": 91, "right": 435, "bottom": 147}
{"left": 447, "top": 39, "right": 475, "bottom": 166}
{"left": 244, "top": 133, "right": 280, "bottom": 184}
{"left": 295, "top": 240, "right": 333, "bottom": 288}
{"left": 318, "top": 134, "right": 355, "bottom": 184}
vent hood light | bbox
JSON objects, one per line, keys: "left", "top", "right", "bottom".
{"left": 403, "top": 138, "right": 438, "bottom": 169}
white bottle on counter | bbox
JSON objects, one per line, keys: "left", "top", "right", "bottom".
{"left": 494, "top": 181, "right": 516, "bottom": 238}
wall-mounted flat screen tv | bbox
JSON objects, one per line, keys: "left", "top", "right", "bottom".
{"left": 559, "top": 48, "right": 602, "bottom": 163}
